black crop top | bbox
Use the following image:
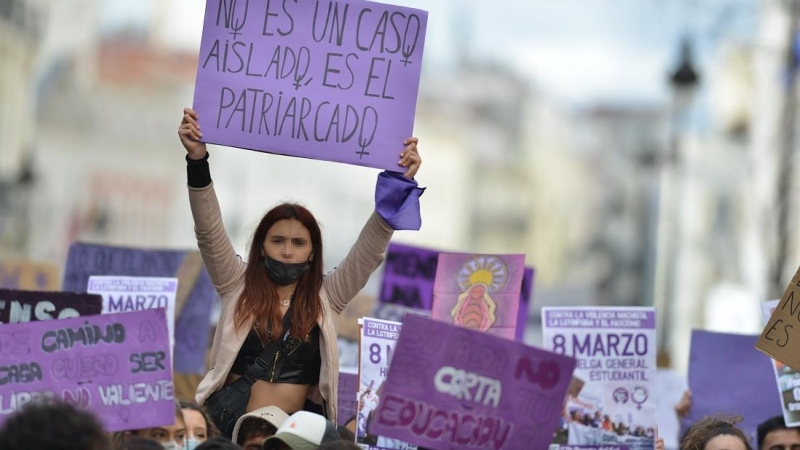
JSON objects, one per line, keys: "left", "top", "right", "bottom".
{"left": 230, "top": 322, "right": 322, "bottom": 385}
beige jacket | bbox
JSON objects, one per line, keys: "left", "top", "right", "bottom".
{"left": 189, "top": 182, "right": 393, "bottom": 422}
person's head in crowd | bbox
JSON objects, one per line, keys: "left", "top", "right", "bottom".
{"left": 680, "top": 415, "right": 753, "bottom": 450}
{"left": 120, "top": 400, "right": 187, "bottom": 450}
{"left": 262, "top": 411, "right": 341, "bottom": 450}
{"left": 336, "top": 425, "right": 354, "bottom": 442}
{"left": 120, "top": 437, "right": 164, "bottom": 450}
{"left": 0, "top": 398, "right": 110, "bottom": 450}
{"left": 316, "top": 441, "right": 360, "bottom": 450}
{"left": 757, "top": 415, "right": 800, "bottom": 450}
{"left": 232, "top": 406, "right": 289, "bottom": 450}
{"left": 181, "top": 401, "right": 219, "bottom": 449}
{"left": 195, "top": 437, "right": 244, "bottom": 450}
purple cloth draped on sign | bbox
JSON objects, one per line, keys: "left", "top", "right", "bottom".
{"left": 375, "top": 171, "right": 424, "bottom": 230}
{"left": 682, "top": 330, "right": 782, "bottom": 445}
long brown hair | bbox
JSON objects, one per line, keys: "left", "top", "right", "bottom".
{"left": 234, "top": 203, "right": 324, "bottom": 342}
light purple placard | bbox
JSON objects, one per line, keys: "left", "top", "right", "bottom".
{"left": 370, "top": 314, "right": 577, "bottom": 450}
{"left": 682, "top": 330, "right": 782, "bottom": 445}
{"left": 0, "top": 309, "right": 175, "bottom": 432}
{"left": 193, "top": 0, "right": 428, "bottom": 170}
{"left": 379, "top": 242, "right": 438, "bottom": 310}
{"left": 542, "top": 307, "right": 657, "bottom": 450}
{"left": 432, "top": 253, "right": 526, "bottom": 340}
{"left": 515, "top": 267, "right": 535, "bottom": 341}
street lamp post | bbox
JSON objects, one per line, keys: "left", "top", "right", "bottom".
{"left": 654, "top": 37, "right": 699, "bottom": 367}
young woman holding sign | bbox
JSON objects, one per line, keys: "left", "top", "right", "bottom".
{"left": 177, "top": 107, "right": 423, "bottom": 438}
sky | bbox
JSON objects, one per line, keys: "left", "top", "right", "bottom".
{"left": 100, "top": 0, "right": 758, "bottom": 108}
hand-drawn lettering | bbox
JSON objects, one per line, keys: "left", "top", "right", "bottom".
{"left": 364, "top": 57, "right": 394, "bottom": 99}
{"left": 51, "top": 354, "right": 119, "bottom": 379}
{"left": 0, "top": 390, "right": 55, "bottom": 415}
{"left": 263, "top": 0, "right": 295, "bottom": 37}
{"left": 0, "top": 332, "right": 31, "bottom": 356}
{"left": 130, "top": 351, "right": 167, "bottom": 373}
{"left": 514, "top": 356, "right": 561, "bottom": 390}
{"left": 97, "top": 380, "right": 174, "bottom": 406}
{"left": 376, "top": 393, "right": 513, "bottom": 450}
{"left": 216, "top": 87, "right": 377, "bottom": 153}
{"left": 322, "top": 52, "right": 358, "bottom": 90}
{"left": 765, "top": 319, "right": 793, "bottom": 347}
{"left": 42, "top": 322, "right": 126, "bottom": 353}
{"left": 312, "top": 0, "right": 349, "bottom": 45}
{"left": 62, "top": 387, "right": 91, "bottom": 409}
{"left": 216, "top": 0, "right": 249, "bottom": 39}
{"left": 0, "top": 362, "right": 42, "bottom": 385}
{"left": 434, "top": 366, "right": 502, "bottom": 408}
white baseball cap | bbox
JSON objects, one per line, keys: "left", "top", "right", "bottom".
{"left": 262, "top": 411, "right": 341, "bottom": 450}
{"left": 231, "top": 405, "right": 289, "bottom": 444}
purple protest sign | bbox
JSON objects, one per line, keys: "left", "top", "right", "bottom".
{"left": 432, "top": 253, "right": 526, "bottom": 340}
{"left": 63, "top": 243, "right": 216, "bottom": 374}
{"left": 338, "top": 371, "right": 358, "bottom": 426}
{"left": 370, "top": 314, "right": 576, "bottom": 450}
{"left": 192, "top": 0, "right": 428, "bottom": 171}
{"left": 379, "top": 242, "right": 438, "bottom": 310}
{"left": 542, "top": 307, "right": 657, "bottom": 450}
{"left": 682, "top": 330, "right": 782, "bottom": 444}
{"left": 0, "top": 289, "right": 102, "bottom": 324}
{"left": 515, "top": 267, "right": 535, "bottom": 342}
{"left": 0, "top": 308, "right": 175, "bottom": 432}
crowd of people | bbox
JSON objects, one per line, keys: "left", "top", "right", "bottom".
{"left": 1, "top": 390, "right": 799, "bottom": 450}
{"left": 0, "top": 101, "right": 796, "bottom": 450}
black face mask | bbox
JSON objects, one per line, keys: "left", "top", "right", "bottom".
{"left": 263, "top": 256, "right": 309, "bottom": 285}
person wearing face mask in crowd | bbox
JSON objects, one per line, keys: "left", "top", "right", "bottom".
{"left": 113, "top": 401, "right": 187, "bottom": 450}
{"left": 177, "top": 108, "right": 424, "bottom": 438}
{"left": 181, "top": 401, "right": 220, "bottom": 449}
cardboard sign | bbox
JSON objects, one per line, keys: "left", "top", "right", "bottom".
{"left": 370, "top": 314, "right": 576, "bottom": 450}
{"left": 0, "top": 309, "right": 175, "bottom": 432}
{"left": 63, "top": 243, "right": 216, "bottom": 374}
{"left": 379, "top": 242, "right": 438, "bottom": 310}
{"left": 0, "top": 260, "right": 60, "bottom": 291}
{"left": 761, "top": 300, "right": 800, "bottom": 427}
{"left": 682, "top": 330, "right": 782, "bottom": 444}
{"left": 542, "top": 307, "right": 657, "bottom": 450}
{"left": 432, "top": 253, "right": 525, "bottom": 339}
{"left": 0, "top": 289, "right": 102, "bottom": 324}
{"left": 757, "top": 266, "right": 800, "bottom": 373}
{"left": 192, "top": 0, "right": 427, "bottom": 171}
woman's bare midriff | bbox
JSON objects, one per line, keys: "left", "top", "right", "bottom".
{"left": 227, "top": 373, "right": 310, "bottom": 414}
